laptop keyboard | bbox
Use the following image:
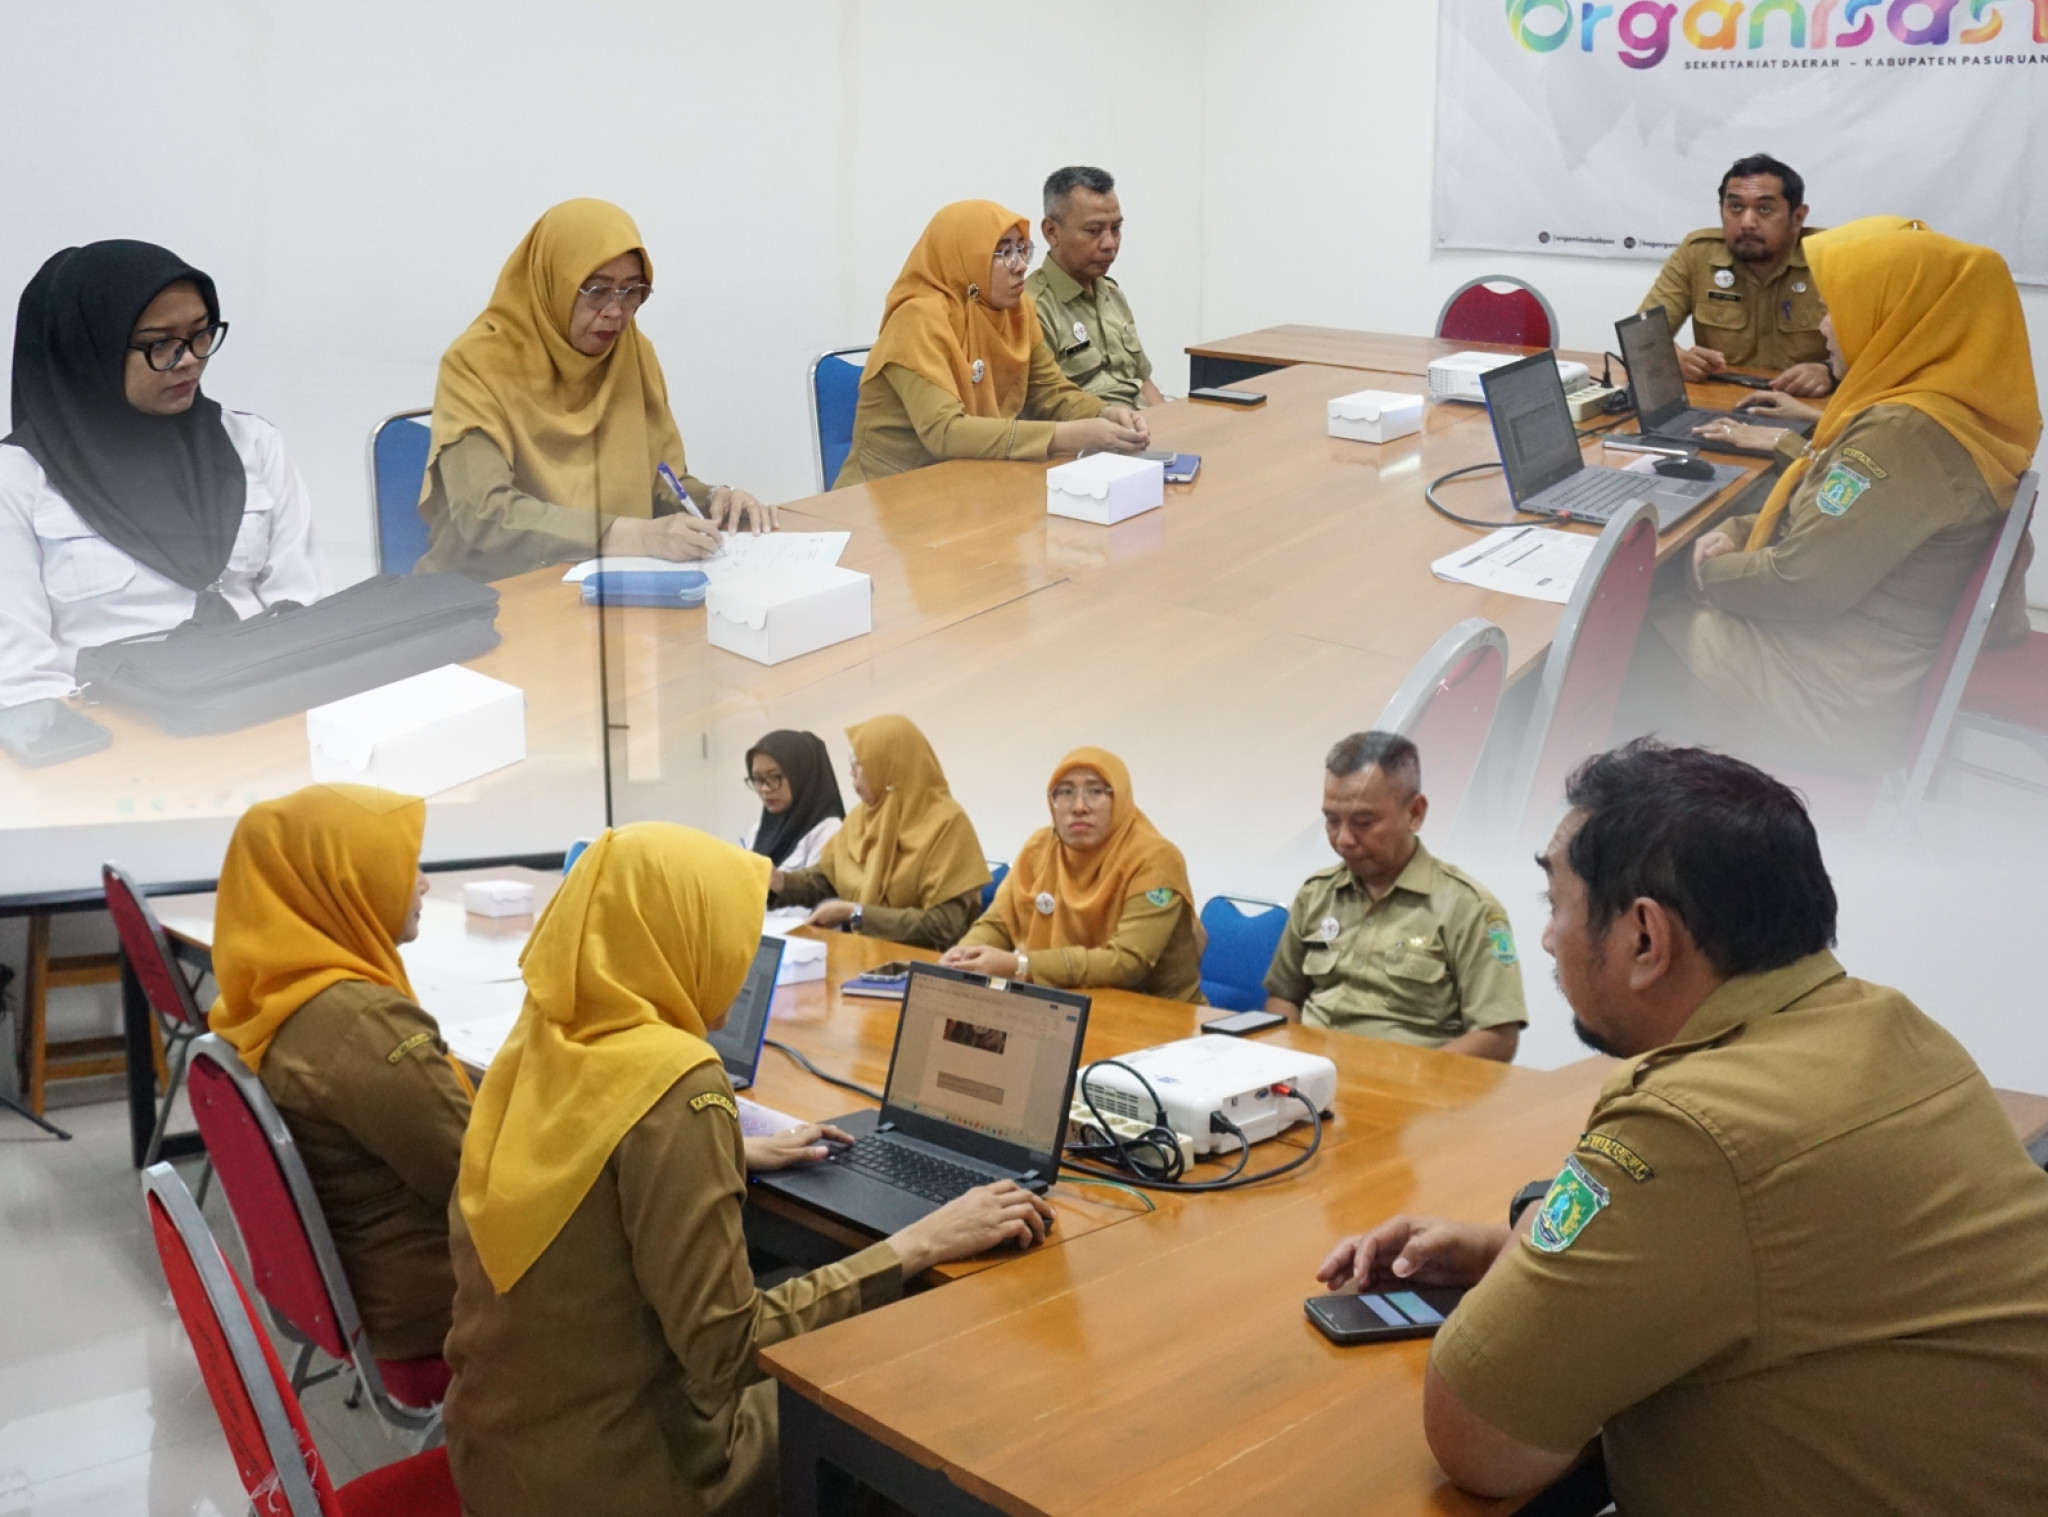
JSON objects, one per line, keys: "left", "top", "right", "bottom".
{"left": 1543, "top": 469, "right": 1667, "bottom": 522}
{"left": 833, "top": 1136, "right": 989, "bottom": 1204}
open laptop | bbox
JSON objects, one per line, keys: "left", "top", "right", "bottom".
{"left": 1480, "top": 350, "right": 1723, "bottom": 529}
{"left": 706, "top": 936, "right": 785, "bottom": 1091}
{"left": 1615, "top": 306, "right": 1811, "bottom": 457}
{"left": 755, "top": 963, "right": 1090, "bottom": 1235}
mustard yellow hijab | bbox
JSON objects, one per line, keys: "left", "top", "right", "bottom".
{"left": 817, "top": 715, "right": 990, "bottom": 910}
{"left": 997, "top": 749, "right": 1202, "bottom": 954}
{"left": 208, "top": 786, "right": 424, "bottom": 1072}
{"left": 457, "top": 824, "right": 769, "bottom": 1293}
{"left": 1745, "top": 220, "right": 2041, "bottom": 550}
{"left": 861, "top": 201, "right": 1038, "bottom": 419}
{"left": 424, "top": 198, "right": 687, "bottom": 522}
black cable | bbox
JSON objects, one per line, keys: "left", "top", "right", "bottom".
{"left": 1061, "top": 1082, "right": 1324, "bottom": 1194}
{"left": 765, "top": 1040, "right": 882, "bottom": 1104}
{"left": 1067, "top": 1059, "right": 1187, "bottom": 1183}
{"left": 1423, "top": 461, "right": 1533, "bottom": 530}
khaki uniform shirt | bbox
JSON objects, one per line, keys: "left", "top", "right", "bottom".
{"left": 832, "top": 339, "right": 1104, "bottom": 487}
{"left": 444, "top": 1063, "right": 902, "bottom": 1517}
{"left": 958, "top": 884, "right": 1204, "bottom": 1003}
{"left": 256, "top": 981, "right": 471, "bottom": 1362}
{"left": 1434, "top": 952, "right": 2048, "bottom": 1517}
{"left": 1263, "top": 842, "right": 1526, "bottom": 1046}
{"left": 1655, "top": 403, "right": 2025, "bottom": 757}
{"left": 416, "top": 430, "right": 711, "bottom": 582}
{"left": 1025, "top": 260, "right": 1155, "bottom": 408}
{"left": 1639, "top": 229, "right": 1829, "bottom": 373}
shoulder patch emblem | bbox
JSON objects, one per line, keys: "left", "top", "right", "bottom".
{"left": 386, "top": 1030, "right": 435, "bottom": 1065}
{"left": 1530, "top": 1157, "right": 1610, "bottom": 1254}
{"left": 1146, "top": 887, "right": 1175, "bottom": 908}
{"left": 1577, "top": 1131, "right": 1654, "bottom": 1183}
{"left": 1816, "top": 463, "right": 1872, "bottom": 516}
{"left": 1485, "top": 920, "right": 1517, "bottom": 967}
{"left": 1838, "top": 446, "right": 1889, "bottom": 480}
{"left": 689, "top": 1090, "right": 739, "bottom": 1120}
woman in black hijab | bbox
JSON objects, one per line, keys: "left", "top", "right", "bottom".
{"left": 742, "top": 730, "right": 845, "bottom": 869}
{"left": 0, "top": 240, "right": 319, "bottom": 709}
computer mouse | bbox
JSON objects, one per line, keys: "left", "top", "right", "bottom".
{"left": 1654, "top": 454, "right": 1717, "bottom": 481}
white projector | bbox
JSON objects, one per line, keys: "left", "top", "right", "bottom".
{"left": 1428, "top": 350, "right": 1592, "bottom": 404}
{"left": 1074, "top": 1036, "right": 1337, "bottom": 1155}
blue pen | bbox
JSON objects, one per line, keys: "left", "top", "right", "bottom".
{"left": 657, "top": 462, "right": 708, "bottom": 520}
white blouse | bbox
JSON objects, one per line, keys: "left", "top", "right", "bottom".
{"left": 740, "top": 814, "right": 841, "bottom": 871}
{"left": 0, "top": 409, "right": 321, "bottom": 708}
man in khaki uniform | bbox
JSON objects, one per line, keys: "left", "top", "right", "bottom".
{"left": 1026, "top": 166, "right": 1165, "bottom": 409}
{"left": 1640, "top": 153, "right": 1833, "bottom": 396}
{"left": 1265, "top": 731, "right": 1525, "bottom": 1061}
{"left": 1318, "top": 742, "right": 2048, "bottom": 1515}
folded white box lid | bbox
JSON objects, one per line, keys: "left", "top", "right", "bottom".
{"left": 1329, "top": 389, "right": 1424, "bottom": 422}
{"left": 307, "top": 665, "right": 520, "bottom": 770}
{"left": 1046, "top": 453, "right": 1164, "bottom": 499}
{"left": 706, "top": 564, "right": 869, "bottom": 630}
{"left": 462, "top": 880, "right": 535, "bottom": 916}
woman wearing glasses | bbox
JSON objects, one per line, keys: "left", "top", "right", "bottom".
{"left": 942, "top": 747, "right": 1205, "bottom": 1002}
{"left": 417, "top": 198, "right": 773, "bottom": 581}
{"left": 740, "top": 729, "right": 844, "bottom": 870}
{"left": 834, "top": 200, "right": 1150, "bottom": 486}
{"left": 0, "top": 240, "right": 319, "bottom": 710}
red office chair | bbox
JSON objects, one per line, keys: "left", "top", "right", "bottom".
{"left": 1374, "top": 617, "right": 1509, "bottom": 840}
{"left": 143, "top": 1162, "right": 460, "bottom": 1517}
{"left": 103, "top": 862, "right": 211, "bottom": 1168}
{"left": 1503, "top": 504, "right": 1660, "bottom": 845}
{"left": 186, "top": 1033, "right": 449, "bottom": 1446}
{"left": 1436, "top": 276, "right": 1559, "bottom": 350}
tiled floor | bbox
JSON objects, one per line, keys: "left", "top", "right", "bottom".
{"left": 0, "top": 1099, "right": 417, "bottom": 1516}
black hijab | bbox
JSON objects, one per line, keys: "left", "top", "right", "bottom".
{"left": 6, "top": 240, "right": 247, "bottom": 593}
{"left": 747, "top": 730, "right": 845, "bottom": 867}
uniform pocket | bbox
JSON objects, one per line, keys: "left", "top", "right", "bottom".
{"left": 1384, "top": 948, "right": 1448, "bottom": 985}
{"left": 43, "top": 535, "right": 137, "bottom": 602}
{"left": 224, "top": 502, "right": 272, "bottom": 577}
{"left": 1302, "top": 946, "right": 1340, "bottom": 978}
{"left": 1692, "top": 293, "right": 1748, "bottom": 332}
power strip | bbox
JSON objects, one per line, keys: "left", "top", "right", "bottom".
{"left": 1568, "top": 385, "right": 1626, "bottom": 423}
{"left": 1066, "top": 1099, "right": 1198, "bottom": 1173}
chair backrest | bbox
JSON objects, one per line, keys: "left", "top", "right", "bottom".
{"left": 809, "top": 347, "right": 870, "bottom": 492}
{"left": 1899, "top": 471, "right": 2041, "bottom": 821}
{"left": 143, "top": 1162, "right": 338, "bottom": 1517}
{"left": 981, "top": 860, "right": 1010, "bottom": 912}
{"left": 1198, "top": 896, "right": 1289, "bottom": 1011}
{"left": 187, "top": 1035, "right": 357, "bottom": 1366}
{"left": 1503, "top": 503, "right": 1660, "bottom": 844}
{"left": 102, "top": 863, "right": 207, "bottom": 1031}
{"left": 366, "top": 409, "right": 434, "bottom": 574}
{"left": 1373, "top": 617, "right": 1509, "bottom": 839}
{"left": 1436, "top": 276, "right": 1558, "bottom": 350}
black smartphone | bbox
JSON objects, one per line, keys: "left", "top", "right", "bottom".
{"left": 0, "top": 699, "right": 112, "bottom": 768}
{"left": 1305, "top": 1288, "right": 1468, "bottom": 1345}
{"left": 1188, "top": 387, "right": 1266, "bottom": 407}
{"left": 1203, "top": 1009, "right": 1286, "bottom": 1037}
{"left": 1720, "top": 372, "right": 1774, "bottom": 390}
{"left": 865, "top": 961, "right": 914, "bottom": 981}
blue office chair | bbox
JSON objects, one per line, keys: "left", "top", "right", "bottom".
{"left": 1197, "top": 895, "right": 1288, "bottom": 1011}
{"left": 365, "top": 409, "right": 434, "bottom": 574}
{"left": 808, "top": 347, "right": 870, "bottom": 492}
{"left": 980, "top": 861, "right": 1010, "bottom": 912}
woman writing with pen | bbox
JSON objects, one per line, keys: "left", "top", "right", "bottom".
{"left": 417, "top": 198, "right": 774, "bottom": 581}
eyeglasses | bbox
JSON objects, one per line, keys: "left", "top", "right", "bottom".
{"left": 743, "top": 772, "right": 788, "bottom": 794}
{"left": 993, "top": 242, "right": 1034, "bottom": 272}
{"left": 577, "top": 282, "right": 652, "bottom": 313}
{"left": 129, "top": 322, "right": 228, "bottom": 372}
{"left": 1049, "top": 785, "right": 1114, "bottom": 808}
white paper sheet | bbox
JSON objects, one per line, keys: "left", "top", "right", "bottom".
{"left": 1431, "top": 526, "right": 1596, "bottom": 605}
{"left": 737, "top": 1097, "right": 804, "bottom": 1138}
{"left": 563, "top": 532, "right": 851, "bottom": 586}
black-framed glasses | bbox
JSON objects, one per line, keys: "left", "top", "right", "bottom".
{"left": 744, "top": 771, "right": 789, "bottom": 794}
{"left": 577, "top": 282, "right": 652, "bottom": 313}
{"left": 129, "top": 323, "right": 228, "bottom": 371}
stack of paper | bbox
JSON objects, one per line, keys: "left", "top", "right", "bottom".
{"left": 1431, "top": 527, "right": 1596, "bottom": 604}
{"left": 563, "top": 531, "right": 852, "bottom": 587}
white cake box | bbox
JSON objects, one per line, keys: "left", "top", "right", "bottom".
{"left": 461, "top": 880, "right": 535, "bottom": 918}
{"left": 1328, "top": 389, "right": 1425, "bottom": 444}
{"left": 307, "top": 664, "right": 527, "bottom": 799}
{"left": 706, "top": 564, "right": 872, "bottom": 666}
{"left": 1046, "top": 453, "right": 1165, "bottom": 525}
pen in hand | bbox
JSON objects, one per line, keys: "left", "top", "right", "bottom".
{"left": 657, "top": 462, "right": 709, "bottom": 521}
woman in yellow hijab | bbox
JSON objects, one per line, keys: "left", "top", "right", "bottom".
{"left": 1639, "top": 221, "right": 2041, "bottom": 762}
{"left": 417, "top": 198, "right": 773, "bottom": 580}
{"left": 441, "top": 823, "right": 1050, "bottom": 1517}
{"left": 208, "top": 784, "right": 469, "bottom": 1370}
{"left": 942, "top": 748, "right": 1205, "bottom": 1002}
{"left": 771, "top": 714, "right": 992, "bottom": 949}
{"left": 835, "top": 199, "right": 1149, "bottom": 486}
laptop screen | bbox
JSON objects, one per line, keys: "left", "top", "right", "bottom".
{"left": 1482, "top": 352, "right": 1584, "bottom": 503}
{"left": 883, "top": 966, "right": 1087, "bottom": 1161}
{"left": 707, "top": 936, "right": 785, "bottom": 1082}
{"left": 1615, "top": 308, "right": 1688, "bottom": 428}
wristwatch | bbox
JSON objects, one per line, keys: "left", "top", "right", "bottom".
{"left": 1014, "top": 951, "right": 1031, "bottom": 982}
{"left": 848, "top": 904, "right": 864, "bottom": 933}
{"left": 1507, "top": 1178, "right": 1553, "bottom": 1228}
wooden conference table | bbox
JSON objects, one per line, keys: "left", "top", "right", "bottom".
{"left": 1185, "top": 326, "right": 1609, "bottom": 391}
